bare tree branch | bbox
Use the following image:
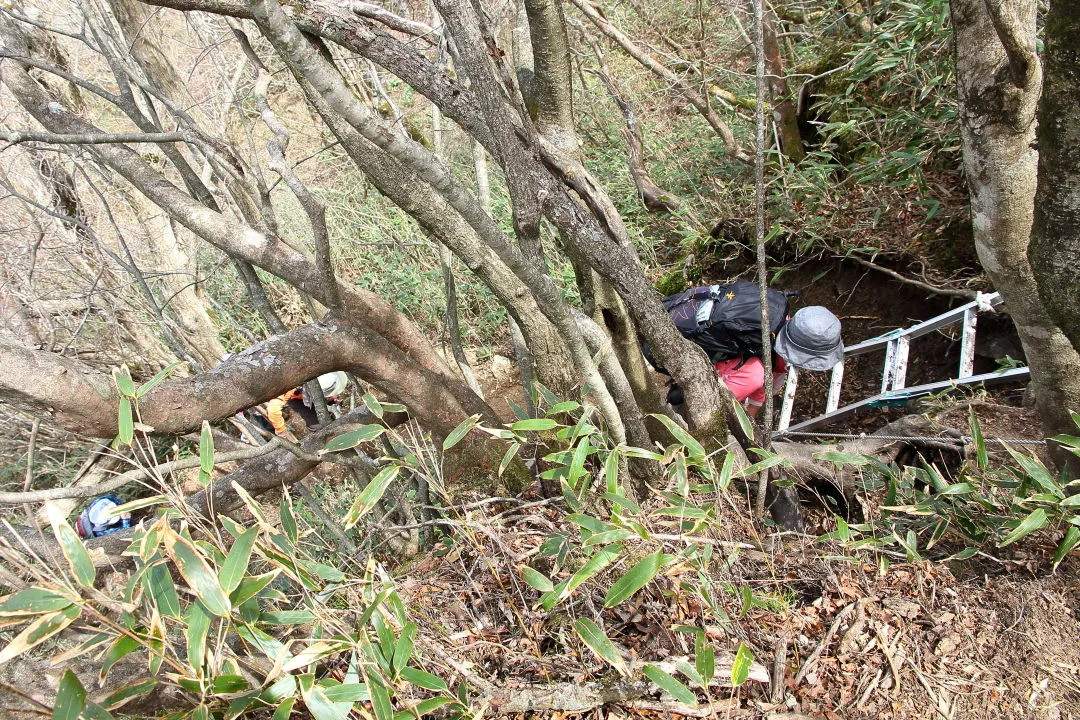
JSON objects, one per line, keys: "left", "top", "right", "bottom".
{"left": 0, "top": 130, "right": 186, "bottom": 145}
{"left": 569, "top": 0, "right": 747, "bottom": 161}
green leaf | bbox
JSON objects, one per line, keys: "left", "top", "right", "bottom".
{"left": 694, "top": 632, "right": 714, "bottom": 684}
{"left": 617, "top": 445, "right": 665, "bottom": 462}
{"left": 45, "top": 503, "right": 96, "bottom": 588}
{"left": 102, "top": 678, "right": 157, "bottom": 711}
{"left": 731, "top": 642, "right": 755, "bottom": 687}
{"left": 948, "top": 547, "right": 978, "bottom": 561}
{"left": 0, "top": 588, "right": 72, "bottom": 616}
{"left": 185, "top": 600, "right": 213, "bottom": 676}
{"left": 676, "top": 661, "right": 706, "bottom": 690}
{"left": 940, "top": 482, "right": 976, "bottom": 495}
{"left": 643, "top": 665, "right": 697, "bottom": 705}
{"left": 509, "top": 418, "right": 559, "bottom": 432}
{"left": 1006, "top": 447, "right": 1063, "bottom": 499}
{"left": 118, "top": 397, "right": 134, "bottom": 446}
{"left": 603, "top": 451, "right": 620, "bottom": 495}
{"left": 230, "top": 570, "right": 279, "bottom": 607}
{"left": 395, "top": 697, "right": 454, "bottom": 719}
{"left": 280, "top": 494, "right": 297, "bottom": 545}
{"left": 322, "top": 684, "right": 370, "bottom": 702}
{"left": 567, "top": 514, "right": 610, "bottom": 533}
{"left": 363, "top": 392, "right": 385, "bottom": 419}
{"left": 52, "top": 670, "right": 86, "bottom": 720}
{"left": 564, "top": 544, "right": 623, "bottom": 599}
{"left": 400, "top": 666, "right": 448, "bottom": 692}
{"left": 260, "top": 611, "right": 316, "bottom": 625}
{"left": 1054, "top": 526, "right": 1080, "bottom": 570}
{"left": 270, "top": 698, "right": 296, "bottom": 720}
{"left": 300, "top": 678, "right": 351, "bottom": 720}
{"left": 365, "top": 671, "right": 394, "bottom": 720}
{"left": 735, "top": 452, "right": 787, "bottom": 478}
{"left": 506, "top": 398, "right": 530, "bottom": 421}
{"left": 567, "top": 436, "right": 592, "bottom": 489}
{"left": 197, "top": 421, "right": 214, "bottom": 487}
{"left": 135, "top": 361, "right": 183, "bottom": 398}
{"left": 651, "top": 507, "right": 708, "bottom": 520}
{"left": 603, "top": 551, "right": 664, "bottom": 608}
{"left": 717, "top": 451, "right": 735, "bottom": 491}
{"left": 219, "top": 526, "right": 259, "bottom": 597}
{"left": 602, "top": 492, "right": 641, "bottom": 516}
{"left": 324, "top": 425, "right": 386, "bottom": 453}
{"left": 343, "top": 466, "right": 401, "bottom": 529}
{"left": 498, "top": 442, "right": 522, "bottom": 477}
{"left": 650, "top": 414, "right": 705, "bottom": 459}
{"left": 0, "top": 604, "right": 80, "bottom": 663}
{"left": 164, "top": 529, "right": 231, "bottom": 616}
{"left": 519, "top": 566, "right": 554, "bottom": 593}
{"left": 970, "top": 412, "right": 988, "bottom": 469}
{"left": 79, "top": 703, "right": 115, "bottom": 720}
{"left": 306, "top": 562, "right": 345, "bottom": 582}
{"left": 999, "top": 508, "right": 1048, "bottom": 547}
{"left": 392, "top": 623, "right": 416, "bottom": 675}
{"left": 99, "top": 635, "right": 140, "bottom": 684}
{"left": 584, "top": 529, "right": 635, "bottom": 546}
{"left": 112, "top": 365, "right": 136, "bottom": 398}
{"left": 213, "top": 675, "right": 249, "bottom": 694}
{"left": 731, "top": 398, "right": 754, "bottom": 439}
{"left": 573, "top": 618, "right": 628, "bottom": 676}
{"left": 442, "top": 415, "right": 481, "bottom": 450}
{"left": 548, "top": 401, "right": 581, "bottom": 415}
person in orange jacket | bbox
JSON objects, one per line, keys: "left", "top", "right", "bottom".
{"left": 266, "top": 387, "right": 304, "bottom": 437}
{"left": 265, "top": 372, "right": 349, "bottom": 438}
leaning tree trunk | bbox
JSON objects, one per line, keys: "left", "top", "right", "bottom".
{"left": 951, "top": 0, "right": 1080, "bottom": 473}
{"left": 522, "top": 0, "right": 668, "bottom": 427}
{"left": 1029, "top": 1, "right": 1080, "bottom": 360}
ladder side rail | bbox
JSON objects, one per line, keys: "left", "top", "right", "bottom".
{"left": 776, "top": 365, "right": 799, "bottom": 431}
{"left": 892, "top": 335, "right": 911, "bottom": 390}
{"left": 881, "top": 338, "right": 898, "bottom": 394}
{"left": 826, "top": 361, "right": 844, "bottom": 413}
{"left": 844, "top": 292, "right": 1002, "bottom": 355}
{"left": 958, "top": 307, "right": 978, "bottom": 379}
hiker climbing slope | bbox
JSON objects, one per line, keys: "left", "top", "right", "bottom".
{"left": 646, "top": 280, "right": 843, "bottom": 418}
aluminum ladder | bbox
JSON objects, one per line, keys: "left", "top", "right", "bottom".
{"left": 774, "top": 291, "right": 1030, "bottom": 436}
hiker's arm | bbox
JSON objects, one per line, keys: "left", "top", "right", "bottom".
{"left": 266, "top": 396, "right": 289, "bottom": 436}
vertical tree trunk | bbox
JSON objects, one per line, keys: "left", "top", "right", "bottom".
{"left": 1029, "top": 1, "right": 1080, "bottom": 358}
{"left": 951, "top": 0, "right": 1080, "bottom": 473}
{"left": 762, "top": 7, "right": 804, "bottom": 163}
{"left": 523, "top": 0, "right": 666, "bottom": 426}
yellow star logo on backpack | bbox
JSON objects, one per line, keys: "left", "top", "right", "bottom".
{"left": 725, "top": 291, "right": 735, "bottom": 300}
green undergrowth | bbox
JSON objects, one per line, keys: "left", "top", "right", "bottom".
{"left": 3, "top": 372, "right": 1076, "bottom": 719}
{"left": 817, "top": 410, "right": 1080, "bottom": 569}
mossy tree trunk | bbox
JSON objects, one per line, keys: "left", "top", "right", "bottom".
{"left": 1030, "top": 1, "right": 1080, "bottom": 360}
{"left": 951, "top": 0, "right": 1080, "bottom": 473}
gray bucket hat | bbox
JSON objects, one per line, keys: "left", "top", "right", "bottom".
{"left": 774, "top": 306, "right": 843, "bottom": 371}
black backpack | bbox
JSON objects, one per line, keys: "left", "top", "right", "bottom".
{"left": 645, "top": 280, "right": 791, "bottom": 374}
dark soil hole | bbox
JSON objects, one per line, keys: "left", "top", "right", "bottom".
{"left": 786, "top": 579, "right": 825, "bottom": 607}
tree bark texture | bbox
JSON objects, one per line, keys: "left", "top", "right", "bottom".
{"left": 951, "top": 0, "right": 1080, "bottom": 471}
{"left": 142, "top": 0, "right": 735, "bottom": 435}
{"left": 1030, "top": 0, "right": 1080, "bottom": 358}
{"left": 762, "top": 8, "right": 804, "bottom": 163}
